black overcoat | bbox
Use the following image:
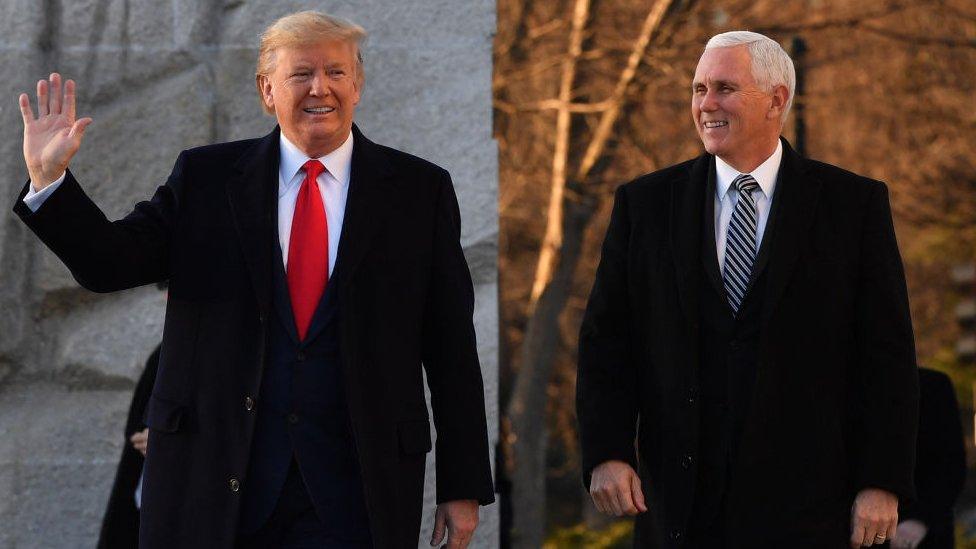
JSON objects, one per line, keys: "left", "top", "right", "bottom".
{"left": 577, "top": 139, "right": 919, "bottom": 548}
{"left": 14, "top": 125, "right": 495, "bottom": 548}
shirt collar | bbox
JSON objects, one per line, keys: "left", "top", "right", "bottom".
{"left": 714, "top": 138, "right": 783, "bottom": 201}
{"left": 278, "top": 130, "right": 355, "bottom": 195}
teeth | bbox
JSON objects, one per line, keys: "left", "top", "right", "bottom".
{"left": 704, "top": 121, "right": 727, "bottom": 128}
{"left": 304, "top": 107, "right": 334, "bottom": 114}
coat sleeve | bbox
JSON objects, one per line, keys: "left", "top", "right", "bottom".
{"left": 851, "top": 180, "right": 919, "bottom": 501}
{"left": 577, "top": 184, "right": 639, "bottom": 489}
{"left": 421, "top": 169, "right": 495, "bottom": 505}
{"left": 11, "top": 153, "right": 187, "bottom": 293}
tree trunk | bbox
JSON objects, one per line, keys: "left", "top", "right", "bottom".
{"left": 507, "top": 197, "right": 594, "bottom": 548}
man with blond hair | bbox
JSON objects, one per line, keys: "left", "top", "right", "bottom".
{"left": 577, "top": 31, "right": 918, "bottom": 548}
{"left": 14, "top": 10, "right": 493, "bottom": 549}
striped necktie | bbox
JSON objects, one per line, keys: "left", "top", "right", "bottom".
{"left": 723, "top": 174, "right": 760, "bottom": 313}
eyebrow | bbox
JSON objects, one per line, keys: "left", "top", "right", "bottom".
{"left": 692, "top": 79, "right": 738, "bottom": 88}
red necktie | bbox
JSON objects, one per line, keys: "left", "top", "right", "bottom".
{"left": 287, "top": 159, "right": 328, "bottom": 341}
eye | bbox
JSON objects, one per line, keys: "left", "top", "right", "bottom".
{"left": 328, "top": 69, "right": 346, "bottom": 78}
{"left": 290, "top": 71, "right": 311, "bottom": 79}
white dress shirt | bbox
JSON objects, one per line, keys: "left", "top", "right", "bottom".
{"left": 713, "top": 139, "right": 782, "bottom": 276}
{"left": 277, "top": 132, "right": 352, "bottom": 275}
{"left": 22, "top": 131, "right": 354, "bottom": 276}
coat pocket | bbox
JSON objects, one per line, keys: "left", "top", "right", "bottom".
{"left": 397, "top": 419, "right": 432, "bottom": 455}
{"left": 143, "top": 393, "right": 186, "bottom": 433}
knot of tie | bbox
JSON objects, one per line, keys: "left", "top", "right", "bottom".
{"left": 734, "top": 174, "right": 759, "bottom": 195}
{"left": 303, "top": 159, "right": 325, "bottom": 180}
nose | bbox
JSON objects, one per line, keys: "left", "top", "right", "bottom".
{"left": 699, "top": 90, "right": 718, "bottom": 112}
{"left": 309, "top": 72, "right": 330, "bottom": 97}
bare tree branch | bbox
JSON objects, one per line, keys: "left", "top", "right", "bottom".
{"left": 577, "top": 0, "right": 675, "bottom": 180}
{"left": 528, "top": 0, "right": 593, "bottom": 307}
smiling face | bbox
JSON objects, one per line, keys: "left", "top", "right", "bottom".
{"left": 259, "top": 39, "right": 360, "bottom": 157}
{"left": 691, "top": 45, "right": 786, "bottom": 172}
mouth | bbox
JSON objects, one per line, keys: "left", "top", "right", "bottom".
{"left": 703, "top": 120, "right": 728, "bottom": 129}
{"left": 303, "top": 106, "right": 335, "bottom": 115}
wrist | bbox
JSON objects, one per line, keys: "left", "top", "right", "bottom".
{"left": 28, "top": 168, "right": 63, "bottom": 192}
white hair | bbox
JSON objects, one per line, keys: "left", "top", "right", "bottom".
{"left": 705, "top": 31, "right": 795, "bottom": 124}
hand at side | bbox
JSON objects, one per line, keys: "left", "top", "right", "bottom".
{"left": 130, "top": 427, "right": 149, "bottom": 457}
{"left": 850, "top": 487, "right": 898, "bottom": 547}
{"left": 588, "top": 460, "right": 647, "bottom": 516}
{"left": 430, "top": 499, "right": 479, "bottom": 548}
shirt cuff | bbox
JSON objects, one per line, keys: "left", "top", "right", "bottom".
{"left": 22, "top": 172, "right": 67, "bottom": 212}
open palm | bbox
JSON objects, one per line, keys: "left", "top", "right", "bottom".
{"left": 19, "top": 72, "right": 92, "bottom": 190}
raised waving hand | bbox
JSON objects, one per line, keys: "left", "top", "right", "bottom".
{"left": 19, "top": 72, "right": 92, "bottom": 191}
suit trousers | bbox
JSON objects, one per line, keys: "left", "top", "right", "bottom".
{"left": 235, "top": 459, "right": 373, "bottom": 549}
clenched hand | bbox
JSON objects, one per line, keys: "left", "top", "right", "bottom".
{"left": 19, "top": 72, "right": 92, "bottom": 191}
{"left": 588, "top": 460, "right": 647, "bottom": 516}
{"left": 850, "top": 487, "right": 898, "bottom": 547}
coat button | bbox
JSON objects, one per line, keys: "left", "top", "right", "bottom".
{"left": 287, "top": 413, "right": 299, "bottom": 425}
{"left": 297, "top": 351, "right": 306, "bottom": 362}
{"left": 670, "top": 529, "right": 682, "bottom": 541}
{"left": 681, "top": 455, "right": 693, "bottom": 469}
{"left": 687, "top": 387, "right": 697, "bottom": 405}
{"left": 229, "top": 478, "right": 240, "bottom": 492}
{"left": 244, "top": 396, "right": 255, "bottom": 411}
{"left": 729, "top": 340, "right": 740, "bottom": 351}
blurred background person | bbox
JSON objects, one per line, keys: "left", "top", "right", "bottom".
{"left": 894, "top": 367, "right": 967, "bottom": 549}
{"left": 97, "top": 342, "right": 160, "bottom": 549}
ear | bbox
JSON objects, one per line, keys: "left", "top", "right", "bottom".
{"left": 257, "top": 74, "right": 275, "bottom": 112}
{"left": 351, "top": 77, "right": 362, "bottom": 107}
{"left": 768, "top": 84, "right": 789, "bottom": 121}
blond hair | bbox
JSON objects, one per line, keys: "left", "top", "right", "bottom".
{"left": 255, "top": 11, "right": 367, "bottom": 114}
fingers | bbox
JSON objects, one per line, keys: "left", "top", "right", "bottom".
{"left": 64, "top": 78, "right": 76, "bottom": 120}
{"left": 631, "top": 473, "right": 647, "bottom": 513}
{"left": 37, "top": 79, "right": 48, "bottom": 117}
{"left": 49, "top": 73, "right": 62, "bottom": 115}
{"left": 19, "top": 93, "right": 34, "bottom": 125}
{"left": 850, "top": 525, "right": 867, "bottom": 548}
{"left": 590, "top": 487, "right": 608, "bottom": 514}
{"left": 430, "top": 505, "right": 446, "bottom": 546}
{"left": 68, "top": 117, "right": 93, "bottom": 140}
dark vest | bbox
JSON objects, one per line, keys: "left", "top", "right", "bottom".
{"left": 689, "top": 168, "right": 780, "bottom": 537}
{"left": 237, "top": 248, "right": 371, "bottom": 541}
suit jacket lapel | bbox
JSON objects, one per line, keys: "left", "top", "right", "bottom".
{"left": 330, "top": 124, "right": 397, "bottom": 289}
{"left": 701, "top": 160, "right": 725, "bottom": 297}
{"left": 760, "top": 138, "right": 821, "bottom": 325}
{"left": 671, "top": 153, "right": 710, "bottom": 329}
{"left": 226, "top": 127, "right": 280, "bottom": 324}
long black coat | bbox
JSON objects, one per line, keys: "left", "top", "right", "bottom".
{"left": 577, "top": 139, "right": 919, "bottom": 548}
{"left": 14, "top": 125, "right": 495, "bottom": 548}
{"left": 97, "top": 345, "right": 160, "bottom": 549}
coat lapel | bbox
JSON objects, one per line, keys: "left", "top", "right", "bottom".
{"left": 759, "top": 139, "right": 821, "bottom": 326}
{"left": 671, "top": 153, "right": 710, "bottom": 329}
{"left": 226, "top": 127, "right": 280, "bottom": 323}
{"left": 701, "top": 161, "right": 725, "bottom": 298}
{"left": 330, "top": 125, "right": 397, "bottom": 289}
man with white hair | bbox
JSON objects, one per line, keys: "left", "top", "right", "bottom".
{"left": 13, "top": 10, "right": 494, "bottom": 549}
{"left": 578, "top": 31, "right": 918, "bottom": 548}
